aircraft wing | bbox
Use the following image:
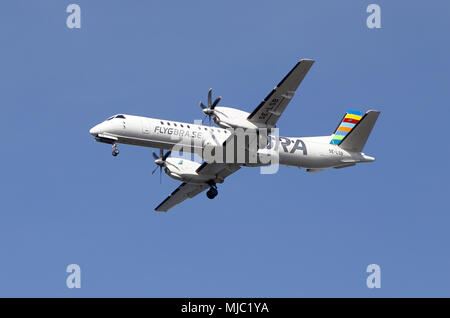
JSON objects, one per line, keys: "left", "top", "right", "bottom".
{"left": 154, "top": 128, "right": 247, "bottom": 213}
{"left": 247, "top": 59, "right": 314, "bottom": 128}
{"left": 154, "top": 163, "right": 241, "bottom": 212}
{"left": 154, "top": 182, "right": 209, "bottom": 212}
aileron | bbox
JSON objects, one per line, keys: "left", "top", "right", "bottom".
{"left": 154, "top": 182, "right": 209, "bottom": 212}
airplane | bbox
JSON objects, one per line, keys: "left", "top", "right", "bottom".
{"left": 89, "top": 59, "right": 380, "bottom": 212}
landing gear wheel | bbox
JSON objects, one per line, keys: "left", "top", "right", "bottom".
{"left": 112, "top": 144, "right": 119, "bottom": 157}
{"left": 206, "top": 187, "right": 218, "bottom": 199}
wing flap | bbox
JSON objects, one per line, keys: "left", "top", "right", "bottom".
{"left": 196, "top": 162, "right": 241, "bottom": 180}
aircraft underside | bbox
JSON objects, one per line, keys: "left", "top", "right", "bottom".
{"left": 89, "top": 59, "right": 379, "bottom": 212}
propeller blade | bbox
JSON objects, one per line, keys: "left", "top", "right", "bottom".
{"left": 200, "top": 101, "right": 206, "bottom": 109}
{"left": 151, "top": 166, "right": 158, "bottom": 175}
{"left": 162, "top": 150, "right": 172, "bottom": 161}
{"left": 208, "top": 88, "right": 212, "bottom": 107}
{"left": 159, "top": 166, "right": 162, "bottom": 184}
{"left": 211, "top": 96, "right": 222, "bottom": 109}
{"left": 152, "top": 151, "right": 159, "bottom": 160}
{"left": 159, "top": 149, "right": 163, "bottom": 158}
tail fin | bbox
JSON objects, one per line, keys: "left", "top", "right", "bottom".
{"left": 330, "top": 110, "right": 380, "bottom": 152}
{"left": 330, "top": 110, "right": 363, "bottom": 145}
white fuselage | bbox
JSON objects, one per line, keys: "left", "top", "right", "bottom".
{"left": 89, "top": 114, "right": 374, "bottom": 170}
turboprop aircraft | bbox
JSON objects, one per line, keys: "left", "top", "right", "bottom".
{"left": 89, "top": 59, "right": 380, "bottom": 212}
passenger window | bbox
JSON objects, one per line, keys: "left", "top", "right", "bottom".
{"left": 174, "top": 123, "right": 177, "bottom": 127}
{"left": 180, "top": 124, "right": 184, "bottom": 128}
{"left": 187, "top": 125, "right": 190, "bottom": 128}
{"left": 160, "top": 121, "right": 164, "bottom": 125}
{"left": 167, "top": 122, "right": 171, "bottom": 126}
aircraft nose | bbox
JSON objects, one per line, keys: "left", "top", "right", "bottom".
{"left": 89, "top": 124, "right": 100, "bottom": 136}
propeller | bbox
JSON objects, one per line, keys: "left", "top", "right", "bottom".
{"left": 151, "top": 149, "right": 172, "bottom": 183}
{"left": 199, "top": 88, "right": 222, "bottom": 125}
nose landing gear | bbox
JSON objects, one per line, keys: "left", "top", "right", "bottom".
{"left": 112, "top": 143, "right": 119, "bottom": 157}
{"left": 206, "top": 182, "right": 218, "bottom": 199}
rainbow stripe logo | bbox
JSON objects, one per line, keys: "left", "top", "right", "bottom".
{"left": 330, "top": 110, "right": 362, "bottom": 145}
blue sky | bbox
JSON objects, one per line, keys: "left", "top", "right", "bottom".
{"left": 1, "top": 0, "right": 449, "bottom": 297}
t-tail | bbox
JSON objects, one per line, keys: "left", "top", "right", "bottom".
{"left": 330, "top": 110, "right": 380, "bottom": 153}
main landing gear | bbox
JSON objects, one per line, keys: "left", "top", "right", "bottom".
{"left": 112, "top": 143, "right": 119, "bottom": 157}
{"left": 206, "top": 182, "right": 218, "bottom": 199}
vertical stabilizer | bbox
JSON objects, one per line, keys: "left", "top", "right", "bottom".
{"left": 330, "top": 110, "right": 363, "bottom": 145}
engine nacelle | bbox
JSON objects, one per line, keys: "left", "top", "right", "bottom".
{"left": 163, "top": 157, "right": 218, "bottom": 184}
{"left": 212, "top": 106, "right": 264, "bottom": 130}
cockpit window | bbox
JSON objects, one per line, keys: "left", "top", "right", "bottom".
{"left": 106, "top": 115, "right": 126, "bottom": 121}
